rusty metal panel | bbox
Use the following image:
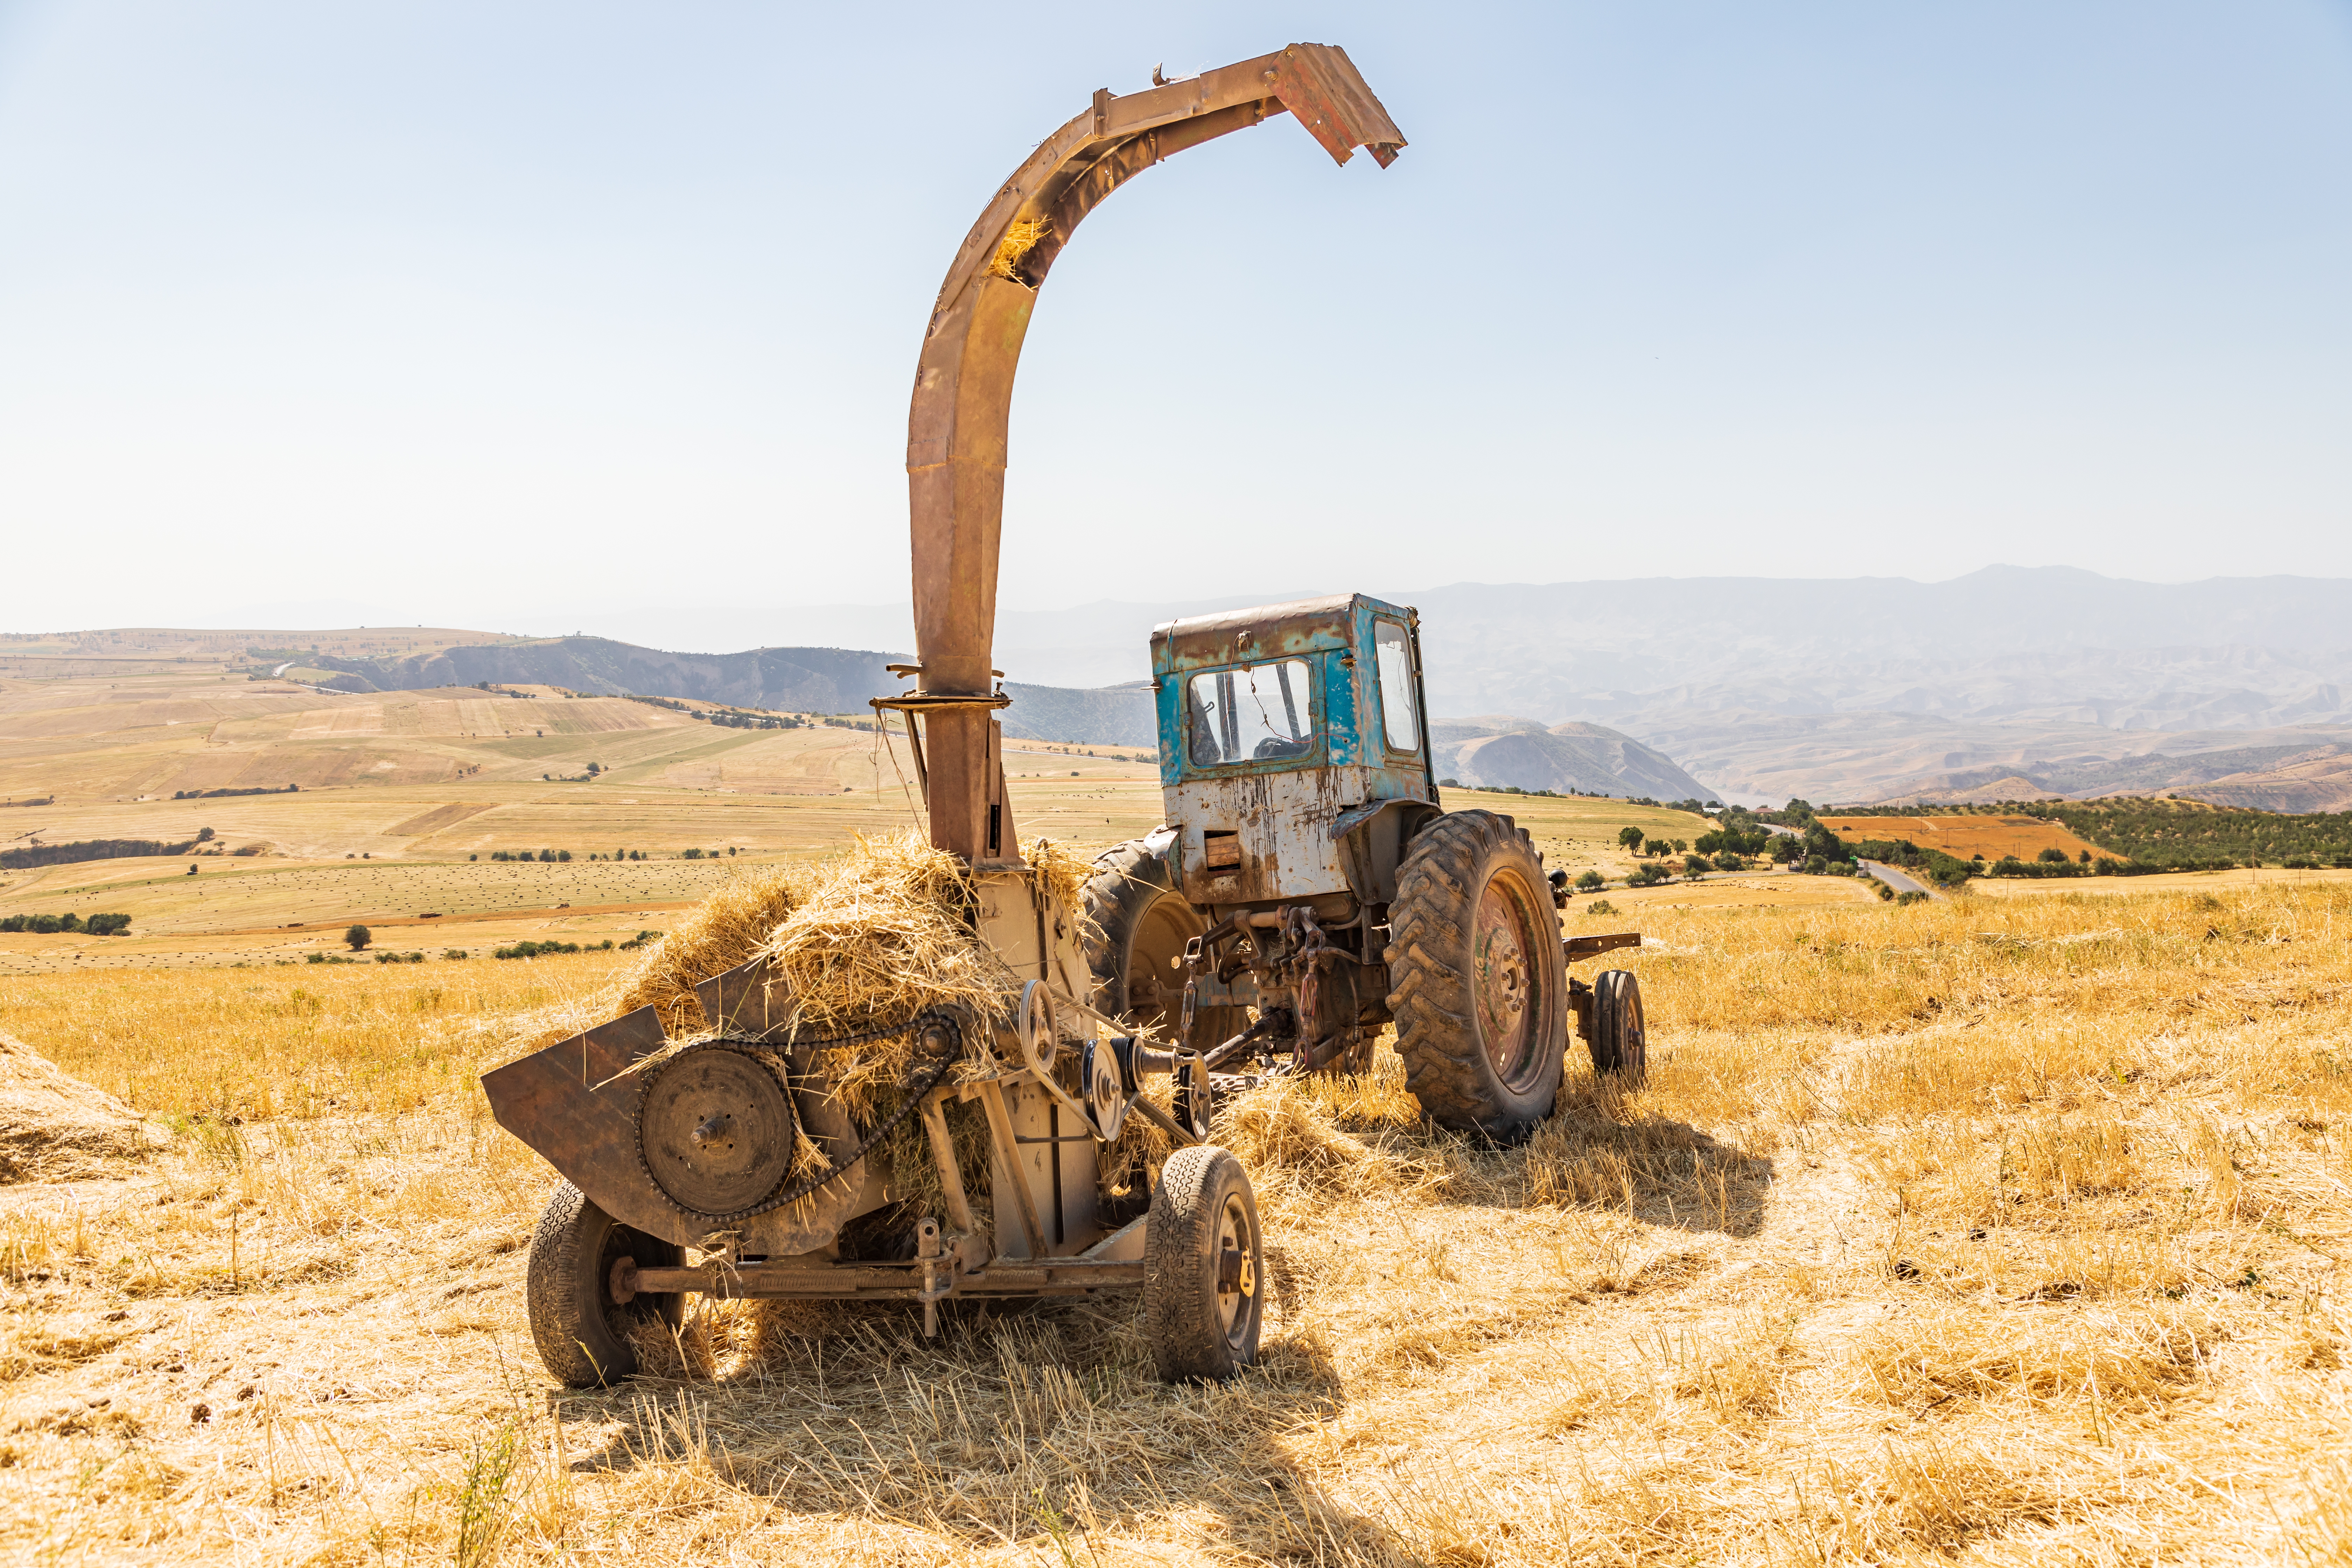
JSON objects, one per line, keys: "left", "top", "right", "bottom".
{"left": 483, "top": 990, "right": 889, "bottom": 1256}
{"left": 1270, "top": 44, "right": 1408, "bottom": 168}
{"left": 986, "top": 1078, "right": 1097, "bottom": 1259}
{"left": 479, "top": 1007, "right": 687, "bottom": 1245}
{"left": 1169, "top": 765, "right": 1376, "bottom": 905}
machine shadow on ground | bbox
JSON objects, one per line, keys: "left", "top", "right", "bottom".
{"left": 550, "top": 1293, "right": 1412, "bottom": 1560}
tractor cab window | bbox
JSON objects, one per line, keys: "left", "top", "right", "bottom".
{"left": 1186, "top": 660, "right": 1317, "bottom": 767}
{"left": 1373, "top": 621, "right": 1420, "bottom": 752}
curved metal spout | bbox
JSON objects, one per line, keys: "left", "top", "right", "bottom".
{"left": 903, "top": 43, "right": 1406, "bottom": 862}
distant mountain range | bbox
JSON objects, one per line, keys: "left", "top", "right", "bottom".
{"left": 292, "top": 566, "right": 2352, "bottom": 810}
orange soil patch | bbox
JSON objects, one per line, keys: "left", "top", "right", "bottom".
{"left": 1818, "top": 814, "right": 2108, "bottom": 863}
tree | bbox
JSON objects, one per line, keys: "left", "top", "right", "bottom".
{"left": 1617, "top": 826, "right": 1644, "bottom": 852}
{"left": 2037, "top": 847, "right": 2069, "bottom": 864}
{"left": 1682, "top": 854, "right": 1711, "bottom": 880}
{"left": 196, "top": 826, "right": 215, "bottom": 842}
{"left": 345, "top": 924, "right": 371, "bottom": 951}
{"left": 1574, "top": 869, "right": 1605, "bottom": 892}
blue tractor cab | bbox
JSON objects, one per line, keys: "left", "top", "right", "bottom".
{"left": 1151, "top": 594, "right": 1441, "bottom": 911}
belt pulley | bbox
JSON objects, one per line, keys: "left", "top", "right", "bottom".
{"left": 631, "top": 1009, "right": 965, "bottom": 1224}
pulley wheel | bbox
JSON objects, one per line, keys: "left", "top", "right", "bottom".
{"left": 1086, "top": 1038, "right": 1127, "bottom": 1140}
{"left": 637, "top": 1045, "right": 797, "bottom": 1215}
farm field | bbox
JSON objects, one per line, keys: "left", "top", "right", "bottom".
{"left": 1967, "top": 864, "right": 2352, "bottom": 900}
{"left": 1, "top": 668, "right": 1726, "bottom": 971}
{"left": 2, "top": 880, "right": 2348, "bottom": 1562}
{"left": 1816, "top": 813, "right": 2109, "bottom": 863}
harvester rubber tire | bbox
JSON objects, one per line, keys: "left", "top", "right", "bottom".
{"left": 1144, "top": 1144, "right": 1264, "bottom": 1382}
{"left": 525, "top": 1183, "right": 683, "bottom": 1388}
{"left": 1084, "top": 839, "right": 1248, "bottom": 1050}
{"left": 1588, "top": 968, "right": 1647, "bottom": 1086}
{"left": 1384, "top": 810, "right": 1568, "bottom": 1139}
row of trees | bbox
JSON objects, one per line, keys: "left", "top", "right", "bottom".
{"left": 0, "top": 911, "right": 131, "bottom": 934}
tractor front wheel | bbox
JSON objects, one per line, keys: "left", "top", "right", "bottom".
{"left": 1385, "top": 810, "right": 1568, "bottom": 1138}
{"left": 1587, "top": 968, "right": 1647, "bottom": 1085}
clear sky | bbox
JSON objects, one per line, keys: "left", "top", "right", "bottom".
{"left": 2, "top": 1, "right": 2348, "bottom": 640}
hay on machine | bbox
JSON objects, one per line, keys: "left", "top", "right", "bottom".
{"left": 483, "top": 828, "right": 1235, "bottom": 1385}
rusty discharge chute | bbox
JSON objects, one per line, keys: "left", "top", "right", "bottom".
{"left": 899, "top": 43, "right": 1406, "bottom": 863}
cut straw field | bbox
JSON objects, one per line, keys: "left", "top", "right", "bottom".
{"left": 2, "top": 879, "right": 2348, "bottom": 1563}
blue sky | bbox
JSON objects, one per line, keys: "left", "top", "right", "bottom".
{"left": 1, "top": 2, "right": 2347, "bottom": 639}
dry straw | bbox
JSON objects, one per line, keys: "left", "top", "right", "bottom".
{"left": 984, "top": 215, "right": 1051, "bottom": 283}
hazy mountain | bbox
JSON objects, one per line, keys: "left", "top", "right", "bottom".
{"left": 299, "top": 567, "right": 2352, "bottom": 807}
{"left": 743, "top": 568, "right": 2352, "bottom": 805}
{"left": 1430, "top": 719, "right": 1714, "bottom": 801}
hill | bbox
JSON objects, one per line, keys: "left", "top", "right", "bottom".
{"left": 1430, "top": 718, "right": 1714, "bottom": 800}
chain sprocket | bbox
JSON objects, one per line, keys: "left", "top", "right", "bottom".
{"left": 631, "top": 1008, "right": 966, "bottom": 1225}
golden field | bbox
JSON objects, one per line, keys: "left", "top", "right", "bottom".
{"left": 0, "top": 664, "right": 1716, "bottom": 972}
{"left": 1, "top": 880, "right": 2347, "bottom": 1563}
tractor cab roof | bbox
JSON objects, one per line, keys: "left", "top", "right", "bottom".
{"left": 1151, "top": 593, "right": 1416, "bottom": 675}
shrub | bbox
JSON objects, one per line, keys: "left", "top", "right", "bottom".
{"left": 1573, "top": 870, "right": 1605, "bottom": 892}
{"left": 442, "top": 948, "right": 469, "bottom": 960}
{"left": 1682, "top": 854, "right": 1712, "bottom": 880}
{"left": 2038, "top": 847, "right": 2070, "bottom": 864}
{"left": 84, "top": 912, "right": 132, "bottom": 936}
{"left": 495, "top": 940, "right": 582, "bottom": 960}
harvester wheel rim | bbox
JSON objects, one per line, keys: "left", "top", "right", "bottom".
{"left": 636, "top": 1042, "right": 798, "bottom": 1216}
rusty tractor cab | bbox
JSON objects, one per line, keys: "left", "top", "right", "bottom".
{"left": 489, "top": 45, "right": 1422, "bottom": 1391}
{"left": 1082, "top": 597, "right": 1648, "bottom": 1139}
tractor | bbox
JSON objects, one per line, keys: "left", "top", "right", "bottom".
{"left": 485, "top": 44, "right": 1641, "bottom": 1394}
{"left": 1082, "top": 592, "right": 1647, "bottom": 1139}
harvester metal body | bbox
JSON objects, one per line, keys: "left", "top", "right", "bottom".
{"left": 490, "top": 45, "right": 1418, "bottom": 1387}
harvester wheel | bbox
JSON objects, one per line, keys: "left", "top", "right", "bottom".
{"left": 1385, "top": 810, "right": 1568, "bottom": 1138}
{"left": 1084, "top": 839, "right": 1247, "bottom": 1049}
{"left": 1588, "top": 969, "right": 1647, "bottom": 1085}
{"left": 1144, "top": 1144, "right": 1264, "bottom": 1382}
{"left": 525, "top": 1183, "right": 683, "bottom": 1388}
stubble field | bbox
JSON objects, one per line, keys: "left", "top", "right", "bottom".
{"left": 1, "top": 878, "right": 2347, "bottom": 1564}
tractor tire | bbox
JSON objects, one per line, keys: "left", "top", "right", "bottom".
{"left": 1385, "top": 810, "right": 1568, "bottom": 1139}
{"left": 1143, "top": 1144, "right": 1264, "bottom": 1382}
{"left": 1587, "top": 969, "right": 1647, "bottom": 1085}
{"left": 1084, "top": 839, "right": 1248, "bottom": 1049}
{"left": 525, "top": 1183, "right": 683, "bottom": 1388}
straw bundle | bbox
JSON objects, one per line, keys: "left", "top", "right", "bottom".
{"left": 984, "top": 215, "right": 1051, "bottom": 283}
{"left": 617, "top": 864, "right": 808, "bottom": 1034}
{"left": 760, "top": 830, "right": 1024, "bottom": 1120}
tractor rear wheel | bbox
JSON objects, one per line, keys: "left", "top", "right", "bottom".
{"left": 1084, "top": 839, "right": 1248, "bottom": 1050}
{"left": 1587, "top": 968, "right": 1647, "bottom": 1085}
{"left": 1144, "top": 1144, "right": 1264, "bottom": 1382}
{"left": 1385, "top": 810, "right": 1568, "bottom": 1138}
{"left": 525, "top": 1183, "right": 683, "bottom": 1387}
